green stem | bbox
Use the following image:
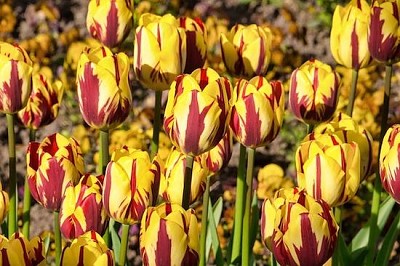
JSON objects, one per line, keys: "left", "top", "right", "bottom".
{"left": 346, "top": 69, "right": 359, "bottom": 116}
{"left": 22, "top": 129, "right": 36, "bottom": 238}
{"left": 54, "top": 211, "right": 61, "bottom": 266}
{"left": 242, "top": 148, "right": 255, "bottom": 266}
{"left": 99, "top": 129, "right": 110, "bottom": 246}
{"left": 366, "top": 64, "right": 393, "bottom": 265}
{"left": 182, "top": 155, "right": 194, "bottom": 210}
{"left": 230, "top": 144, "right": 247, "bottom": 264}
{"left": 6, "top": 113, "right": 17, "bottom": 237}
{"left": 118, "top": 224, "right": 130, "bottom": 266}
{"left": 332, "top": 207, "right": 343, "bottom": 266}
{"left": 271, "top": 254, "right": 278, "bottom": 266}
{"left": 199, "top": 175, "right": 211, "bottom": 266}
{"left": 151, "top": 91, "right": 162, "bottom": 160}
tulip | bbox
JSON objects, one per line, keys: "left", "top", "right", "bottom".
{"left": 289, "top": 59, "right": 340, "bottom": 124}
{"left": 178, "top": 16, "right": 207, "bottom": 73}
{"left": 27, "top": 133, "right": 85, "bottom": 211}
{"left": 102, "top": 146, "right": 162, "bottom": 225}
{"left": 86, "top": 0, "right": 133, "bottom": 48}
{"left": 368, "top": 0, "right": 400, "bottom": 63}
{"left": 61, "top": 231, "right": 114, "bottom": 265}
{"left": 18, "top": 73, "right": 63, "bottom": 130}
{"left": 140, "top": 203, "right": 199, "bottom": 266}
{"left": 330, "top": 0, "right": 372, "bottom": 69}
{"left": 379, "top": 125, "right": 400, "bottom": 203}
{"left": 0, "top": 182, "right": 9, "bottom": 224}
{"left": 60, "top": 174, "right": 108, "bottom": 240}
{"left": 261, "top": 188, "right": 338, "bottom": 266}
{"left": 295, "top": 136, "right": 361, "bottom": 207}
{"left": 77, "top": 46, "right": 132, "bottom": 130}
{"left": 164, "top": 67, "right": 232, "bottom": 156}
{"left": 220, "top": 24, "right": 272, "bottom": 78}
{"left": 160, "top": 148, "right": 210, "bottom": 205}
{"left": 230, "top": 76, "right": 284, "bottom": 148}
{"left": 0, "top": 42, "right": 33, "bottom": 114}
{"left": 134, "top": 13, "right": 186, "bottom": 91}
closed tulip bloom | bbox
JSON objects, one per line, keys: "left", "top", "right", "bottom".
{"left": 0, "top": 183, "right": 8, "bottom": 224}
{"left": 18, "top": 73, "right": 63, "bottom": 130}
{"left": 60, "top": 174, "right": 108, "bottom": 240}
{"left": 380, "top": 125, "right": 400, "bottom": 203}
{"left": 164, "top": 68, "right": 232, "bottom": 156}
{"left": 289, "top": 59, "right": 340, "bottom": 124}
{"left": 27, "top": 133, "right": 85, "bottom": 211}
{"left": 230, "top": 76, "right": 284, "bottom": 148}
{"left": 61, "top": 231, "right": 114, "bottom": 265}
{"left": 178, "top": 16, "right": 207, "bottom": 73}
{"left": 330, "top": 0, "right": 372, "bottom": 69}
{"left": 161, "top": 148, "right": 209, "bottom": 205}
{"left": 220, "top": 24, "right": 272, "bottom": 78}
{"left": 0, "top": 42, "right": 33, "bottom": 114}
{"left": 261, "top": 188, "right": 338, "bottom": 266}
{"left": 134, "top": 13, "right": 186, "bottom": 91}
{"left": 77, "top": 46, "right": 132, "bottom": 130}
{"left": 103, "top": 146, "right": 162, "bottom": 225}
{"left": 87, "top": 0, "right": 133, "bottom": 48}
{"left": 140, "top": 203, "right": 199, "bottom": 266}
{"left": 368, "top": 0, "right": 400, "bottom": 63}
{"left": 296, "top": 136, "right": 361, "bottom": 207}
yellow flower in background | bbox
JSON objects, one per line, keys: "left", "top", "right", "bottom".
{"left": 134, "top": 13, "right": 186, "bottom": 91}
{"left": 330, "top": 0, "right": 372, "bottom": 69}
{"left": 257, "top": 163, "right": 294, "bottom": 200}
{"left": 261, "top": 188, "right": 338, "bottom": 266}
{"left": 220, "top": 24, "right": 272, "bottom": 78}
{"left": 0, "top": 3, "right": 16, "bottom": 33}
{"left": 140, "top": 203, "right": 199, "bottom": 266}
{"left": 0, "top": 182, "right": 9, "bottom": 224}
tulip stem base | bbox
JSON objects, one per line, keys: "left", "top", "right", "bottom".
{"left": 182, "top": 155, "right": 194, "bottom": 210}
{"left": 346, "top": 69, "right": 359, "bottom": 116}
{"left": 119, "top": 224, "right": 130, "bottom": 266}
{"left": 6, "top": 113, "right": 17, "bottom": 237}
{"left": 99, "top": 129, "right": 110, "bottom": 175}
{"left": 199, "top": 175, "right": 211, "bottom": 266}
{"left": 54, "top": 211, "right": 61, "bottom": 266}
{"left": 150, "top": 91, "right": 162, "bottom": 160}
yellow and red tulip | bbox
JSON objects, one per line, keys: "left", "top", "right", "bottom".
{"left": 368, "top": 0, "right": 400, "bottom": 63}
{"left": 134, "top": 13, "right": 186, "bottom": 91}
{"left": 102, "top": 146, "right": 162, "bottom": 225}
{"left": 178, "top": 16, "right": 207, "bottom": 73}
{"left": 60, "top": 174, "right": 108, "bottom": 240}
{"left": 289, "top": 59, "right": 340, "bottom": 124}
{"left": 61, "top": 231, "right": 114, "bottom": 265}
{"left": 18, "top": 73, "right": 63, "bottom": 130}
{"left": 0, "top": 42, "right": 33, "bottom": 114}
{"left": 330, "top": 0, "right": 372, "bottom": 69}
{"left": 261, "top": 188, "right": 338, "bottom": 266}
{"left": 380, "top": 125, "right": 400, "bottom": 203}
{"left": 160, "top": 148, "right": 209, "bottom": 205}
{"left": 27, "top": 133, "right": 85, "bottom": 211}
{"left": 295, "top": 136, "right": 361, "bottom": 207}
{"left": 220, "top": 24, "right": 272, "bottom": 78}
{"left": 86, "top": 0, "right": 133, "bottom": 48}
{"left": 230, "top": 76, "right": 284, "bottom": 148}
{"left": 0, "top": 182, "right": 8, "bottom": 224}
{"left": 164, "top": 68, "right": 232, "bottom": 156}
{"left": 140, "top": 203, "right": 199, "bottom": 266}
{"left": 77, "top": 46, "right": 132, "bottom": 130}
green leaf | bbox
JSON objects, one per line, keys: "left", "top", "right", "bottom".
{"left": 44, "top": 232, "right": 51, "bottom": 256}
{"left": 110, "top": 219, "right": 121, "bottom": 261}
{"left": 374, "top": 211, "right": 400, "bottom": 265}
{"left": 249, "top": 192, "right": 259, "bottom": 250}
{"left": 207, "top": 197, "right": 224, "bottom": 265}
{"left": 338, "top": 232, "right": 351, "bottom": 264}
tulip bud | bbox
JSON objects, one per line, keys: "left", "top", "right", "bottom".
{"left": 160, "top": 148, "right": 209, "bottom": 205}
{"left": 102, "top": 146, "right": 162, "bottom": 225}
{"left": 0, "top": 182, "right": 9, "bottom": 224}
{"left": 0, "top": 42, "right": 33, "bottom": 114}
{"left": 140, "top": 203, "right": 199, "bottom": 266}
{"left": 27, "top": 133, "right": 85, "bottom": 211}
{"left": 86, "top": 0, "right": 133, "bottom": 48}
{"left": 77, "top": 46, "right": 132, "bottom": 130}
{"left": 164, "top": 68, "right": 232, "bottom": 156}
{"left": 61, "top": 231, "right": 114, "bottom": 265}
{"left": 261, "top": 188, "right": 338, "bottom": 266}
{"left": 289, "top": 59, "right": 340, "bottom": 124}
{"left": 18, "top": 73, "right": 63, "bottom": 130}
{"left": 368, "top": 0, "right": 400, "bottom": 63}
{"left": 380, "top": 125, "right": 400, "bottom": 203}
{"left": 230, "top": 76, "right": 284, "bottom": 148}
{"left": 134, "top": 13, "right": 186, "bottom": 91}
{"left": 220, "top": 24, "right": 272, "bottom": 78}
{"left": 330, "top": 0, "right": 372, "bottom": 69}
{"left": 60, "top": 174, "right": 108, "bottom": 240}
{"left": 296, "top": 136, "right": 361, "bottom": 207}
